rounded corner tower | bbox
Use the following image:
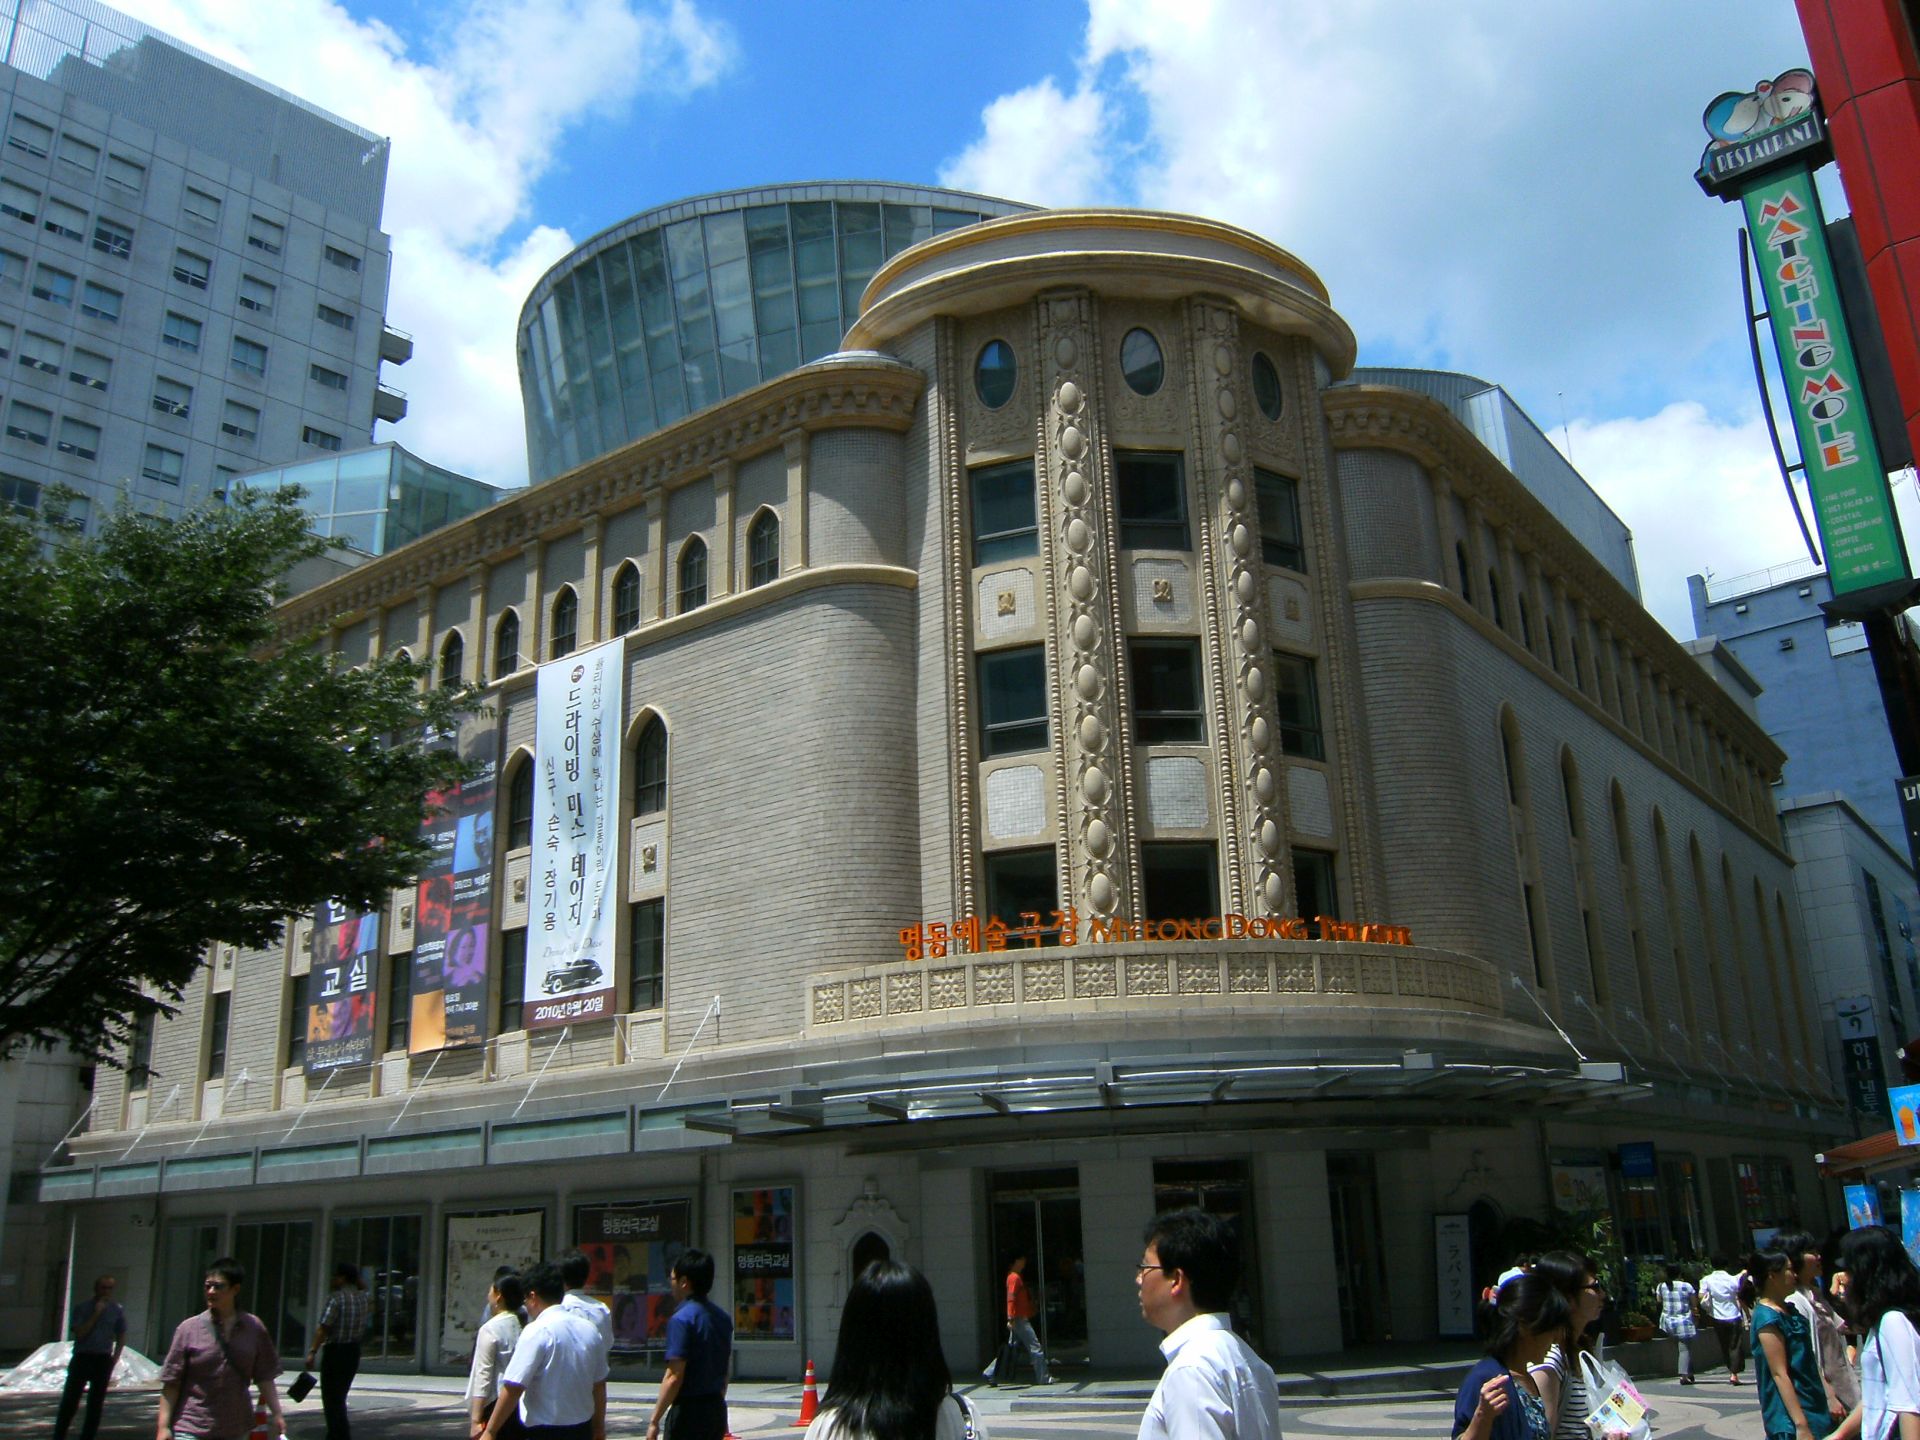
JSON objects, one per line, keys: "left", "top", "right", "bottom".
{"left": 517, "top": 182, "right": 1034, "bottom": 483}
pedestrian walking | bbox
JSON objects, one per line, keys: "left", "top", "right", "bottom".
{"left": 53, "top": 1273, "right": 125, "bottom": 1440}
{"left": 559, "top": 1251, "right": 614, "bottom": 1374}
{"left": 1135, "top": 1208, "right": 1281, "bottom": 1440}
{"left": 1780, "top": 1229, "right": 1855, "bottom": 1423}
{"left": 1701, "top": 1254, "right": 1749, "bottom": 1383}
{"left": 646, "top": 1247, "right": 732, "bottom": 1440}
{"left": 467, "top": 1274, "right": 525, "bottom": 1440}
{"left": 156, "top": 1257, "right": 285, "bottom": 1440}
{"left": 1452, "top": 1273, "right": 1572, "bottom": 1440}
{"left": 481, "top": 1261, "right": 604, "bottom": 1440}
{"left": 804, "top": 1259, "right": 985, "bottom": 1440}
{"left": 1527, "top": 1250, "right": 1604, "bottom": 1439}
{"left": 1833, "top": 1225, "right": 1920, "bottom": 1440}
{"left": 1655, "top": 1262, "right": 1699, "bottom": 1385}
{"left": 983, "top": 1253, "right": 1049, "bottom": 1386}
{"left": 1747, "top": 1245, "right": 1835, "bottom": 1439}
{"left": 304, "top": 1262, "right": 370, "bottom": 1440}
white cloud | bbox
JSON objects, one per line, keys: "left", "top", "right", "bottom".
{"left": 119, "top": 0, "right": 736, "bottom": 488}
{"left": 940, "top": 76, "right": 1113, "bottom": 205}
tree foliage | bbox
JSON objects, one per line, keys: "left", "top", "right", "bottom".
{"left": 0, "top": 490, "right": 478, "bottom": 1060}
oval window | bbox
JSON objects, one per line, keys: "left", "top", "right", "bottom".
{"left": 1120, "top": 327, "right": 1164, "bottom": 396}
{"left": 974, "top": 340, "right": 1016, "bottom": 409}
{"left": 1251, "top": 351, "right": 1284, "bottom": 421}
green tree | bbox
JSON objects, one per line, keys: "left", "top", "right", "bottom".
{"left": 0, "top": 489, "right": 478, "bottom": 1061}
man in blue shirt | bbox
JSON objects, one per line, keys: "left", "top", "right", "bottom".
{"left": 647, "top": 1249, "right": 732, "bottom": 1440}
{"left": 55, "top": 1273, "right": 126, "bottom": 1440}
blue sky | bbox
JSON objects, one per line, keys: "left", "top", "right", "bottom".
{"left": 122, "top": 0, "right": 1908, "bottom": 637}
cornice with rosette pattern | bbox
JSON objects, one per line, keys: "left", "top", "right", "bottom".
{"left": 1322, "top": 384, "right": 1785, "bottom": 772}
{"left": 276, "top": 362, "right": 924, "bottom": 638}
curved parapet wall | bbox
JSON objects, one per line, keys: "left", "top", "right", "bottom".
{"left": 518, "top": 182, "right": 1031, "bottom": 482}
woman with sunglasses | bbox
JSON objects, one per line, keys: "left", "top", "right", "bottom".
{"left": 1528, "top": 1250, "right": 1606, "bottom": 1439}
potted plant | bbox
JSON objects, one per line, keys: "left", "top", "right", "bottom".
{"left": 1618, "top": 1310, "right": 1658, "bottom": 1343}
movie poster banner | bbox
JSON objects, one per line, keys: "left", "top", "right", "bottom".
{"left": 306, "top": 901, "right": 379, "bottom": 1074}
{"left": 528, "top": 639, "right": 623, "bottom": 1029}
{"left": 575, "top": 1199, "right": 692, "bottom": 1354}
{"left": 731, "top": 1185, "right": 796, "bottom": 1341}
{"left": 410, "top": 750, "right": 498, "bottom": 1054}
{"left": 439, "top": 1208, "right": 544, "bottom": 1364}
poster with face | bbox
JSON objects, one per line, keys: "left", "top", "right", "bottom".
{"left": 306, "top": 902, "right": 379, "bottom": 1073}
{"left": 575, "top": 1199, "right": 691, "bottom": 1353}
{"left": 410, "top": 751, "right": 497, "bottom": 1054}
{"left": 731, "top": 1186, "right": 795, "bottom": 1341}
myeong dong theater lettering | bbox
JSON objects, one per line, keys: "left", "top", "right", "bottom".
{"left": 899, "top": 913, "right": 1414, "bottom": 961}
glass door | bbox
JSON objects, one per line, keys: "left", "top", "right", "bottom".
{"left": 157, "top": 1221, "right": 223, "bottom": 1343}
{"left": 1327, "top": 1151, "right": 1391, "bottom": 1346}
{"left": 234, "top": 1220, "right": 315, "bottom": 1356}
{"left": 330, "top": 1214, "right": 424, "bottom": 1361}
{"left": 1153, "top": 1157, "right": 1262, "bottom": 1349}
{"left": 986, "top": 1168, "right": 1086, "bottom": 1366}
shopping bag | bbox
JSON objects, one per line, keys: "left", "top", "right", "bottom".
{"left": 1578, "top": 1349, "right": 1654, "bottom": 1440}
{"left": 989, "top": 1335, "right": 1026, "bottom": 1384}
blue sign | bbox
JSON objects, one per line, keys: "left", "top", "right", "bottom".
{"left": 1891, "top": 1083, "right": 1920, "bottom": 1146}
{"left": 1618, "top": 1142, "right": 1657, "bottom": 1178}
{"left": 1849, "top": 1184, "right": 1884, "bottom": 1229}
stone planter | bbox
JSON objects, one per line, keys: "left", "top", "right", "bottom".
{"left": 1603, "top": 1335, "right": 1677, "bottom": 1379}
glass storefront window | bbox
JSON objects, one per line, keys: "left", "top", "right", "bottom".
{"left": 233, "top": 1219, "right": 314, "bottom": 1356}
{"left": 330, "top": 1213, "right": 423, "bottom": 1360}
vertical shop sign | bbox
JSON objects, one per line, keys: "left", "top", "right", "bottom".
{"left": 1839, "top": 995, "right": 1888, "bottom": 1115}
{"left": 575, "top": 1200, "right": 692, "bottom": 1354}
{"left": 529, "top": 639, "right": 623, "bottom": 1028}
{"left": 1848, "top": 1184, "right": 1884, "bottom": 1229}
{"left": 1742, "top": 168, "right": 1908, "bottom": 596}
{"left": 1434, "top": 1214, "right": 1473, "bottom": 1337}
{"left": 410, "top": 746, "right": 497, "bottom": 1054}
{"left": 306, "top": 902, "right": 378, "bottom": 1073}
{"left": 731, "top": 1186, "right": 796, "bottom": 1341}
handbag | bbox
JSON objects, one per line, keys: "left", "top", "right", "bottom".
{"left": 1576, "top": 1349, "right": 1654, "bottom": 1440}
{"left": 990, "top": 1334, "right": 1025, "bottom": 1385}
{"left": 287, "top": 1369, "right": 317, "bottom": 1403}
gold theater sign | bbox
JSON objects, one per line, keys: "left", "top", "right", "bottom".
{"left": 899, "top": 912, "right": 1414, "bottom": 962}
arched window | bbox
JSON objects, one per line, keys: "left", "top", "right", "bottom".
{"left": 633, "top": 716, "right": 667, "bottom": 814}
{"left": 1689, "top": 833, "right": 1734, "bottom": 1044}
{"left": 678, "top": 538, "right": 707, "bottom": 613}
{"left": 1752, "top": 877, "right": 1797, "bottom": 1073}
{"left": 748, "top": 510, "right": 780, "bottom": 588}
{"left": 438, "top": 630, "right": 464, "bottom": 690}
{"left": 550, "top": 586, "right": 578, "bottom": 658}
{"left": 1455, "top": 542, "right": 1473, "bottom": 603}
{"left": 612, "top": 562, "right": 641, "bottom": 635}
{"left": 1650, "top": 809, "right": 1700, "bottom": 1040}
{"left": 1608, "top": 781, "right": 1653, "bottom": 1017}
{"left": 1499, "top": 709, "right": 1550, "bottom": 994}
{"left": 493, "top": 609, "right": 520, "bottom": 680}
{"left": 505, "top": 753, "right": 534, "bottom": 851}
{"left": 1560, "top": 751, "right": 1606, "bottom": 1006}
{"left": 1486, "top": 568, "right": 1505, "bottom": 629}
{"left": 1720, "top": 854, "right": 1759, "bottom": 1053}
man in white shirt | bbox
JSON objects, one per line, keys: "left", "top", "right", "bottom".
{"left": 1699, "top": 1255, "right": 1748, "bottom": 1384}
{"left": 559, "top": 1251, "right": 615, "bottom": 1375}
{"left": 482, "top": 1261, "right": 606, "bottom": 1440}
{"left": 1136, "top": 1208, "right": 1281, "bottom": 1440}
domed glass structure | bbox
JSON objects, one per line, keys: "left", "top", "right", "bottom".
{"left": 518, "top": 182, "right": 1031, "bottom": 482}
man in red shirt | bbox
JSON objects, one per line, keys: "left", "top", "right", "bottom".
{"left": 986, "top": 1254, "right": 1050, "bottom": 1385}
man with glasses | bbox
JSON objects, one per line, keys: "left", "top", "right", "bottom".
{"left": 157, "top": 1259, "right": 285, "bottom": 1440}
{"left": 1135, "top": 1208, "right": 1280, "bottom": 1440}
{"left": 53, "top": 1273, "right": 125, "bottom": 1440}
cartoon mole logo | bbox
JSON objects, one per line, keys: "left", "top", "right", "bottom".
{"left": 571, "top": 663, "right": 586, "bottom": 682}
{"left": 1701, "top": 68, "right": 1816, "bottom": 151}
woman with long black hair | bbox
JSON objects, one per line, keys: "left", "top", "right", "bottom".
{"left": 1528, "top": 1250, "right": 1604, "bottom": 1439}
{"left": 1452, "top": 1273, "right": 1572, "bottom": 1440}
{"left": 1831, "top": 1226, "right": 1920, "bottom": 1440}
{"left": 1746, "top": 1245, "right": 1834, "bottom": 1439}
{"left": 805, "top": 1260, "right": 985, "bottom": 1440}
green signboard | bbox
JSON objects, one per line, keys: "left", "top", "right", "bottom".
{"left": 1742, "top": 165, "right": 1909, "bottom": 597}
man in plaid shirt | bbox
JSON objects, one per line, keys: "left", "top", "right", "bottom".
{"left": 306, "top": 1263, "right": 371, "bottom": 1440}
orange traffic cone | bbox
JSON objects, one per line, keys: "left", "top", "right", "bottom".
{"left": 790, "top": 1358, "right": 820, "bottom": 1428}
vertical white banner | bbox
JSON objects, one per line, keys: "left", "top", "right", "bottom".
{"left": 1434, "top": 1214, "right": 1474, "bottom": 1337}
{"left": 529, "top": 637, "right": 624, "bottom": 1028}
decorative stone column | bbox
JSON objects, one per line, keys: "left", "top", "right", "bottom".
{"left": 1037, "top": 292, "right": 1133, "bottom": 922}
{"left": 579, "top": 515, "right": 602, "bottom": 642}
{"left": 465, "top": 564, "right": 486, "bottom": 684}
{"left": 1185, "top": 299, "right": 1288, "bottom": 917}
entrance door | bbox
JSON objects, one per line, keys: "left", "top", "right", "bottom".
{"left": 987, "top": 1168, "right": 1086, "bottom": 1367}
{"left": 234, "top": 1220, "right": 315, "bottom": 1356}
{"left": 1327, "top": 1151, "right": 1391, "bottom": 1346}
{"left": 157, "top": 1221, "right": 223, "bottom": 1342}
{"left": 1153, "top": 1157, "right": 1262, "bottom": 1349}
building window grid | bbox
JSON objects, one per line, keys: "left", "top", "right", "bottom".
{"left": 239, "top": 276, "right": 275, "bottom": 314}
{"left": 550, "top": 588, "right": 578, "bottom": 658}
{"left": 285, "top": 971, "right": 312, "bottom": 1070}
{"left": 142, "top": 443, "right": 183, "bottom": 486}
{"left": 32, "top": 265, "right": 73, "bottom": 306}
{"left": 634, "top": 719, "right": 667, "bottom": 815}
{"left": 969, "top": 459, "right": 1038, "bottom": 566}
{"left": 152, "top": 377, "right": 191, "bottom": 419}
{"left": 1254, "top": 469, "right": 1306, "bottom": 572}
{"left": 18, "top": 331, "right": 59, "bottom": 374}
{"left": 182, "top": 188, "right": 220, "bottom": 227}
{"left": 162, "top": 312, "right": 201, "bottom": 352}
{"left": 498, "top": 931, "right": 526, "bottom": 1035}
{"left": 978, "top": 645, "right": 1049, "bottom": 757}
{"left": 247, "top": 215, "right": 284, "bottom": 255}
{"left": 310, "top": 363, "right": 348, "bottom": 392}
{"left": 172, "top": 250, "right": 210, "bottom": 288}
{"left": 1131, "top": 639, "right": 1206, "bottom": 745}
{"left": 493, "top": 610, "right": 520, "bottom": 680}
{"left": 42, "top": 198, "right": 84, "bottom": 242}
{"left": 1114, "top": 450, "right": 1190, "bottom": 550}
{"left": 79, "top": 282, "right": 119, "bottom": 323}
{"left": 231, "top": 336, "right": 268, "bottom": 379}
{"left": 91, "top": 219, "right": 132, "bottom": 259}
{"left": 7, "top": 114, "right": 50, "bottom": 158}
{"left": 506, "top": 760, "right": 534, "bottom": 851}
{"left": 0, "top": 180, "right": 36, "bottom": 223}
{"left": 1272, "top": 651, "right": 1325, "bottom": 761}
{"left": 385, "top": 956, "right": 411, "bottom": 1054}
{"left": 56, "top": 416, "right": 98, "bottom": 460}
{"left": 206, "top": 991, "right": 231, "bottom": 1080}
{"left": 317, "top": 303, "right": 354, "bottom": 331}
{"left": 677, "top": 539, "right": 707, "bottom": 612}
{"left": 68, "top": 349, "right": 108, "bottom": 392}
{"left": 56, "top": 135, "right": 97, "bottom": 175}
{"left": 220, "top": 401, "right": 258, "bottom": 443}
{"left": 301, "top": 426, "right": 341, "bottom": 452}
{"left": 6, "top": 402, "right": 49, "bottom": 445}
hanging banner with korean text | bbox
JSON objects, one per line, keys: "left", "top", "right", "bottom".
{"left": 529, "top": 639, "right": 623, "bottom": 1029}
{"left": 410, "top": 747, "right": 497, "bottom": 1054}
{"left": 306, "top": 901, "right": 378, "bottom": 1074}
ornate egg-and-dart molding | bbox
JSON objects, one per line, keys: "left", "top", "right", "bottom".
{"left": 275, "top": 362, "right": 924, "bottom": 641}
{"left": 1322, "top": 386, "right": 1785, "bottom": 771}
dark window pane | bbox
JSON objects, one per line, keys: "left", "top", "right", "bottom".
{"left": 974, "top": 339, "right": 1016, "bottom": 409}
{"left": 1251, "top": 351, "right": 1284, "bottom": 421}
{"left": 971, "top": 459, "right": 1037, "bottom": 565}
{"left": 1115, "top": 451, "right": 1188, "bottom": 549}
{"left": 386, "top": 958, "right": 411, "bottom": 1053}
{"left": 551, "top": 589, "right": 577, "bottom": 658}
{"left": 1131, "top": 640, "right": 1204, "bottom": 744}
{"left": 1254, "top": 469, "right": 1305, "bottom": 571}
{"left": 634, "top": 720, "right": 667, "bottom": 814}
{"left": 629, "top": 900, "right": 664, "bottom": 1010}
{"left": 1293, "top": 849, "right": 1338, "bottom": 921}
{"left": 207, "top": 992, "right": 231, "bottom": 1079}
{"left": 498, "top": 931, "right": 526, "bottom": 1034}
{"left": 613, "top": 564, "right": 641, "bottom": 634}
{"left": 507, "top": 763, "right": 534, "bottom": 851}
{"left": 979, "top": 646, "right": 1048, "bottom": 756}
{"left": 1120, "top": 327, "right": 1163, "bottom": 395}
{"left": 494, "top": 611, "right": 519, "bottom": 680}
{"left": 749, "top": 512, "right": 780, "bottom": 586}
{"left": 984, "top": 849, "right": 1058, "bottom": 932}
{"left": 286, "top": 972, "right": 310, "bottom": 1068}
{"left": 1272, "top": 652, "right": 1324, "bottom": 761}
{"left": 1141, "top": 842, "right": 1218, "bottom": 921}
{"left": 678, "top": 539, "right": 707, "bottom": 612}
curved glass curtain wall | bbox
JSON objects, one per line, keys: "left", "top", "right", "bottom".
{"left": 519, "top": 185, "right": 1029, "bottom": 481}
